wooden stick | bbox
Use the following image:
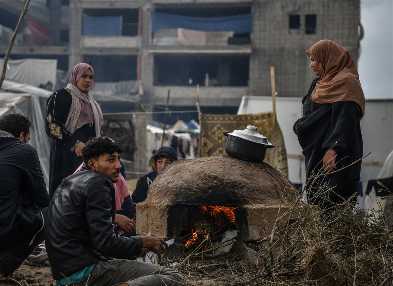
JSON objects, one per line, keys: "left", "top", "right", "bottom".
{"left": 0, "top": 0, "right": 31, "bottom": 89}
{"left": 195, "top": 84, "right": 202, "bottom": 157}
{"left": 160, "top": 89, "right": 171, "bottom": 147}
{"left": 269, "top": 65, "right": 278, "bottom": 127}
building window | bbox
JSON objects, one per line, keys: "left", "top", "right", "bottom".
{"left": 82, "top": 9, "right": 139, "bottom": 37}
{"left": 305, "top": 14, "right": 317, "bottom": 34}
{"left": 153, "top": 6, "right": 251, "bottom": 45}
{"left": 60, "top": 29, "right": 69, "bottom": 44}
{"left": 154, "top": 54, "right": 249, "bottom": 87}
{"left": 61, "top": 0, "right": 70, "bottom": 6}
{"left": 83, "top": 55, "right": 137, "bottom": 82}
{"left": 289, "top": 14, "right": 300, "bottom": 30}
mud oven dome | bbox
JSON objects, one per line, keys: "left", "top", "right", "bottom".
{"left": 136, "top": 156, "right": 294, "bottom": 249}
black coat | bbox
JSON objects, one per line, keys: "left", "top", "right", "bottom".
{"left": 45, "top": 170, "right": 143, "bottom": 279}
{"left": 132, "top": 171, "right": 157, "bottom": 203}
{"left": 294, "top": 79, "right": 363, "bottom": 205}
{"left": 0, "top": 131, "right": 49, "bottom": 247}
{"left": 46, "top": 88, "right": 96, "bottom": 197}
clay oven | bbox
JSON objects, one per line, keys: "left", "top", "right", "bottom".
{"left": 136, "top": 156, "right": 294, "bottom": 247}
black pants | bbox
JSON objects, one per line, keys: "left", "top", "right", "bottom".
{"left": 0, "top": 228, "right": 45, "bottom": 276}
{"left": 306, "top": 173, "right": 359, "bottom": 210}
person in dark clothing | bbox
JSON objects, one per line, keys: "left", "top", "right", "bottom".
{"left": 45, "top": 137, "right": 183, "bottom": 286}
{"left": 74, "top": 162, "right": 136, "bottom": 235}
{"left": 46, "top": 63, "right": 103, "bottom": 197}
{"left": 132, "top": 146, "right": 178, "bottom": 203}
{"left": 293, "top": 40, "right": 365, "bottom": 208}
{"left": 0, "top": 114, "right": 49, "bottom": 276}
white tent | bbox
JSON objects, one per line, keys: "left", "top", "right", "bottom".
{"left": 0, "top": 80, "right": 51, "bottom": 186}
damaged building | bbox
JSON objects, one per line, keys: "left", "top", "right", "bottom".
{"left": 0, "top": 0, "right": 361, "bottom": 175}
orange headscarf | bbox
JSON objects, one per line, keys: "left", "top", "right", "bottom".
{"left": 306, "top": 40, "right": 365, "bottom": 114}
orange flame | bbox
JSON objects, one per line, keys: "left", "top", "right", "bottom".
{"left": 185, "top": 229, "right": 199, "bottom": 248}
{"left": 200, "top": 205, "right": 236, "bottom": 223}
{"left": 184, "top": 205, "right": 237, "bottom": 248}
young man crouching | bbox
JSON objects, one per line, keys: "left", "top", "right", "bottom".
{"left": 45, "top": 137, "right": 183, "bottom": 286}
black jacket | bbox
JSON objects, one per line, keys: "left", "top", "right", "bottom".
{"left": 0, "top": 130, "right": 49, "bottom": 247}
{"left": 132, "top": 171, "right": 157, "bottom": 203}
{"left": 294, "top": 79, "right": 363, "bottom": 179}
{"left": 46, "top": 88, "right": 72, "bottom": 141}
{"left": 45, "top": 170, "right": 143, "bottom": 279}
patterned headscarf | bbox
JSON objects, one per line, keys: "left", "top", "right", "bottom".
{"left": 64, "top": 63, "right": 103, "bottom": 136}
{"left": 69, "top": 62, "right": 95, "bottom": 89}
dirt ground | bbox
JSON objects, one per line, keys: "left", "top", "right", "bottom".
{"left": 0, "top": 264, "right": 54, "bottom": 286}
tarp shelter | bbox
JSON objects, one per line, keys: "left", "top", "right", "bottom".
{"left": 0, "top": 59, "right": 57, "bottom": 90}
{"left": 0, "top": 80, "right": 51, "bottom": 186}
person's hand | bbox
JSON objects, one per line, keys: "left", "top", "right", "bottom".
{"left": 140, "top": 236, "right": 167, "bottom": 254}
{"left": 114, "top": 214, "right": 135, "bottom": 233}
{"left": 323, "top": 149, "right": 337, "bottom": 173}
{"left": 74, "top": 141, "right": 86, "bottom": 157}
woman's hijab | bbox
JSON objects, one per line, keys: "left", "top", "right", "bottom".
{"left": 65, "top": 63, "right": 103, "bottom": 137}
{"left": 306, "top": 40, "right": 365, "bottom": 114}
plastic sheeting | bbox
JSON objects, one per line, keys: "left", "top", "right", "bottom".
{"left": 360, "top": 150, "right": 393, "bottom": 220}
{"left": 152, "top": 12, "right": 252, "bottom": 33}
{"left": 378, "top": 150, "right": 393, "bottom": 179}
{"left": 0, "top": 80, "right": 51, "bottom": 187}
{"left": 0, "top": 59, "right": 57, "bottom": 90}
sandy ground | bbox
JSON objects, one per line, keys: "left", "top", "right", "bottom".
{"left": 0, "top": 264, "right": 54, "bottom": 286}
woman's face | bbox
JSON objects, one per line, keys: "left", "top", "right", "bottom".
{"left": 309, "top": 56, "right": 323, "bottom": 77}
{"left": 76, "top": 69, "right": 94, "bottom": 93}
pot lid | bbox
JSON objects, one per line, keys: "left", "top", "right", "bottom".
{"left": 227, "top": 125, "right": 274, "bottom": 147}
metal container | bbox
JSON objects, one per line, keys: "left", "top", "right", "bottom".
{"left": 224, "top": 125, "right": 274, "bottom": 163}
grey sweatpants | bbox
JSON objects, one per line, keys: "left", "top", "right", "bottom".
{"left": 87, "top": 259, "right": 184, "bottom": 286}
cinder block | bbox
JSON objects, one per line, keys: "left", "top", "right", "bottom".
{"left": 136, "top": 203, "right": 168, "bottom": 238}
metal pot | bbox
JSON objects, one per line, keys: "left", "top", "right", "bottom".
{"left": 224, "top": 125, "right": 274, "bottom": 163}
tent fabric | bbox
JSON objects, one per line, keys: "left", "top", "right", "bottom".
{"left": 0, "top": 93, "right": 28, "bottom": 116}
{"left": 378, "top": 150, "right": 393, "bottom": 179}
{"left": 82, "top": 15, "right": 122, "bottom": 36}
{"left": 0, "top": 80, "right": 51, "bottom": 186}
{"left": 152, "top": 12, "right": 252, "bottom": 33}
{"left": 0, "top": 59, "right": 57, "bottom": 90}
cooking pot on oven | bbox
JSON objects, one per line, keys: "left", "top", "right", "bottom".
{"left": 224, "top": 125, "right": 274, "bottom": 163}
